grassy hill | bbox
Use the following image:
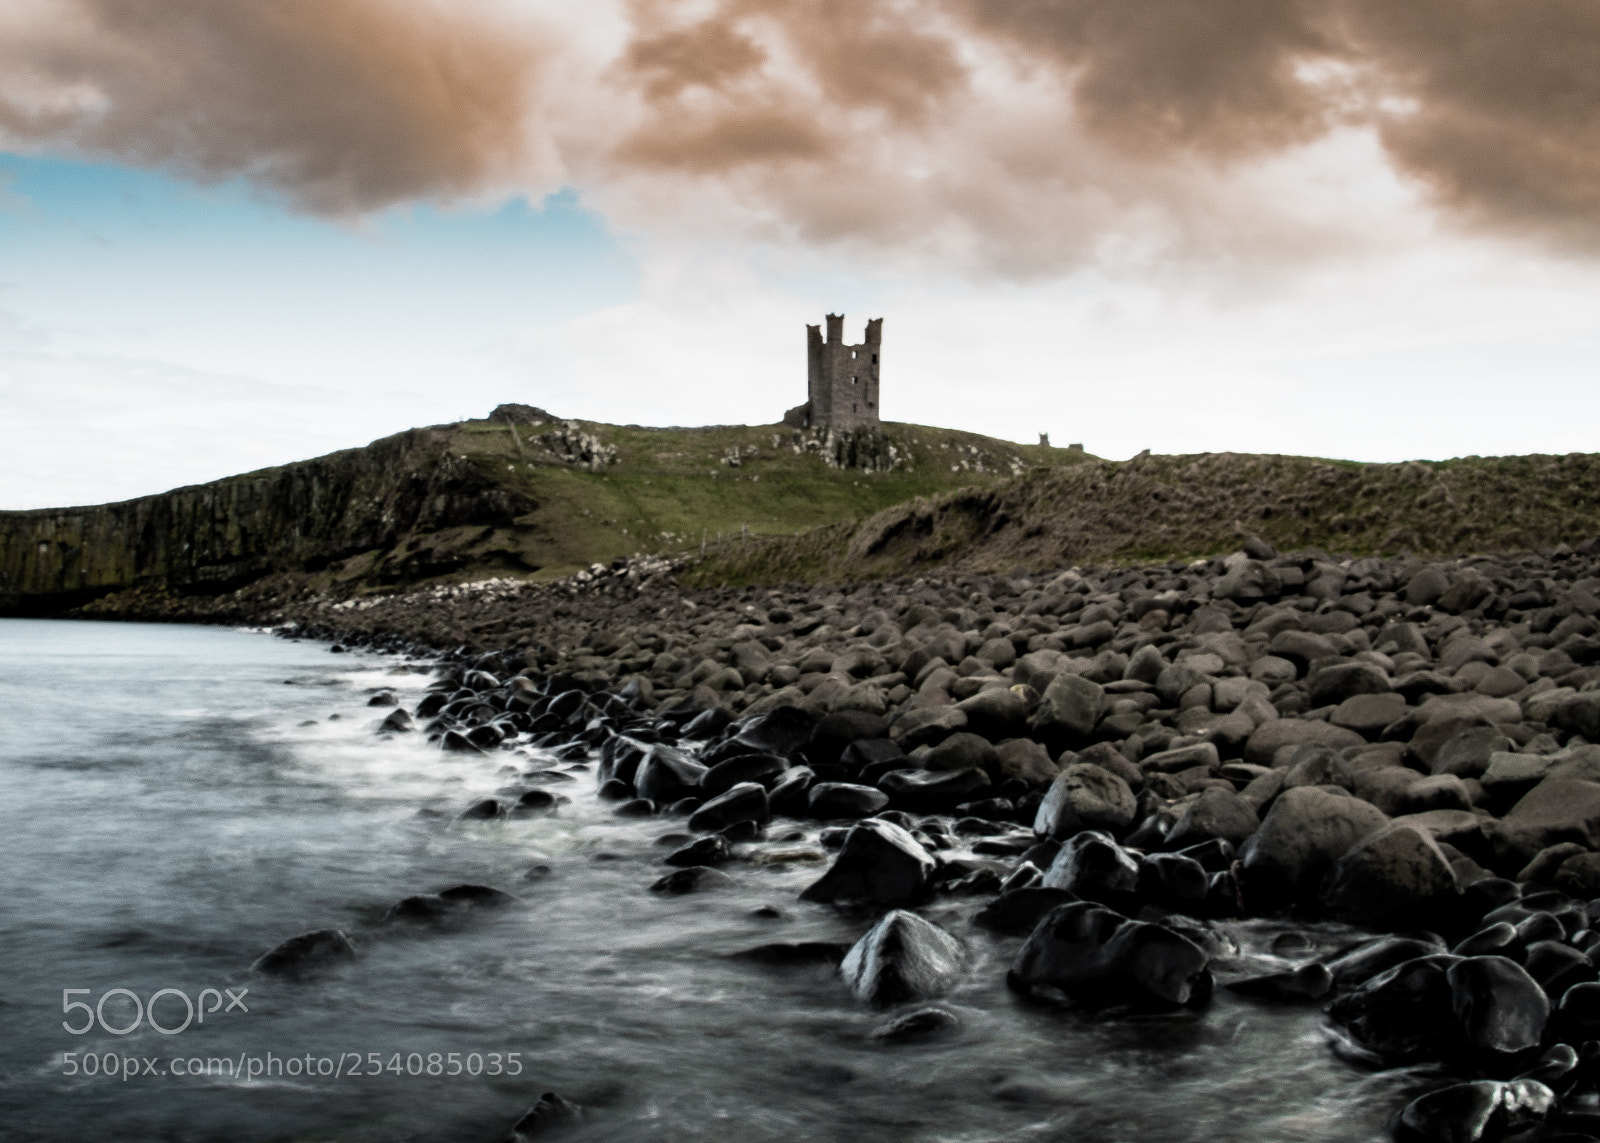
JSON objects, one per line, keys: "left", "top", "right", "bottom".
{"left": 442, "top": 414, "right": 1082, "bottom": 578}
{"left": 689, "top": 449, "right": 1600, "bottom": 585}
{"left": 0, "top": 411, "right": 1086, "bottom": 614}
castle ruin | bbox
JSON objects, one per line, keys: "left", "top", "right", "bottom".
{"left": 785, "top": 314, "right": 881, "bottom": 432}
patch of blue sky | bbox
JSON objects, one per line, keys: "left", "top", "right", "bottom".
{"left": 0, "top": 154, "right": 637, "bottom": 372}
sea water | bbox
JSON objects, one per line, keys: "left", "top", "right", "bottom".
{"left": 0, "top": 619, "right": 1423, "bottom": 1142}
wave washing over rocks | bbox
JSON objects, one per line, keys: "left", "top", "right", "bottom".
{"left": 267, "top": 536, "right": 1600, "bottom": 1141}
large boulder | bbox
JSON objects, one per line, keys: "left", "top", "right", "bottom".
{"left": 878, "top": 767, "right": 991, "bottom": 812}
{"left": 1243, "top": 720, "right": 1364, "bottom": 767}
{"left": 807, "top": 782, "right": 890, "bottom": 819}
{"left": 1394, "top": 1080, "right": 1555, "bottom": 1143}
{"left": 1163, "top": 786, "right": 1260, "bottom": 849}
{"left": 253, "top": 929, "right": 358, "bottom": 977}
{"left": 955, "top": 688, "right": 1030, "bottom": 741}
{"left": 1032, "top": 764, "right": 1137, "bottom": 840}
{"left": 890, "top": 706, "right": 969, "bottom": 749}
{"left": 1491, "top": 778, "right": 1600, "bottom": 871}
{"left": 1328, "top": 953, "right": 1461, "bottom": 1063}
{"left": 1040, "top": 830, "right": 1140, "bottom": 904}
{"left": 1029, "top": 673, "right": 1106, "bottom": 749}
{"left": 993, "top": 738, "right": 1059, "bottom": 786}
{"left": 634, "top": 746, "right": 708, "bottom": 804}
{"left": 687, "top": 783, "right": 770, "bottom": 833}
{"left": 1320, "top": 824, "right": 1460, "bottom": 930}
{"left": 1238, "top": 786, "right": 1389, "bottom": 911}
{"left": 1008, "top": 901, "right": 1211, "bottom": 1009}
{"left": 730, "top": 707, "right": 821, "bottom": 755}
{"left": 1308, "top": 662, "right": 1392, "bottom": 708}
{"left": 839, "top": 910, "right": 965, "bottom": 1007}
{"left": 1448, "top": 956, "right": 1550, "bottom": 1060}
{"left": 800, "top": 820, "right": 937, "bottom": 908}
{"left": 701, "top": 753, "right": 787, "bottom": 797}
{"left": 922, "top": 732, "right": 999, "bottom": 774}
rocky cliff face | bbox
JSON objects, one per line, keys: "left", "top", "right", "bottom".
{"left": 0, "top": 429, "right": 534, "bottom": 615}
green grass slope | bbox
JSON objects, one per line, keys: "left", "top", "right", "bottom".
{"left": 417, "top": 416, "right": 1088, "bottom": 583}
{"left": 689, "top": 450, "right": 1600, "bottom": 585}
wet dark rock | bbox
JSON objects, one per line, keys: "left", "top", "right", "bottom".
{"left": 869, "top": 1006, "right": 961, "bottom": 1042}
{"left": 1040, "top": 830, "right": 1140, "bottom": 905}
{"left": 1032, "top": 763, "right": 1136, "bottom": 839}
{"left": 808, "top": 782, "right": 890, "bottom": 819}
{"left": 1008, "top": 901, "right": 1212, "bottom": 1010}
{"left": 512, "top": 789, "right": 564, "bottom": 815}
{"left": 634, "top": 745, "right": 708, "bottom": 805}
{"left": 665, "top": 835, "right": 731, "bottom": 867}
{"left": 252, "top": 929, "right": 358, "bottom": 978}
{"left": 378, "top": 708, "right": 414, "bottom": 733}
{"left": 687, "top": 782, "right": 770, "bottom": 833}
{"left": 840, "top": 909, "right": 965, "bottom": 1007}
{"left": 1224, "top": 962, "right": 1332, "bottom": 1002}
{"left": 1555, "top": 981, "right": 1600, "bottom": 1042}
{"left": 1328, "top": 953, "right": 1461, "bottom": 1063}
{"left": 1138, "top": 853, "right": 1210, "bottom": 912}
{"left": 878, "top": 767, "right": 991, "bottom": 813}
{"left": 1176, "top": 837, "right": 1237, "bottom": 873}
{"left": 680, "top": 706, "right": 733, "bottom": 740}
{"left": 650, "top": 866, "right": 735, "bottom": 894}
{"left": 974, "top": 887, "right": 1080, "bottom": 934}
{"left": 955, "top": 797, "right": 1016, "bottom": 822}
{"left": 730, "top": 706, "right": 819, "bottom": 756}
{"left": 1449, "top": 955, "right": 1550, "bottom": 1060}
{"left": 614, "top": 798, "right": 656, "bottom": 818}
{"left": 507, "top": 1091, "right": 585, "bottom": 1141}
{"left": 768, "top": 765, "right": 817, "bottom": 815}
{"left": 1393, "top": 1079, "right": 1554, "bottom": 1143}
{"left": 1525, "top": 939, "right": 1595, "bottom": 998}
{"left": 466, "top": 723, "right": 505, "bottom": 750}
{"left": 718, "top": 818, "right": 763, "bottom": 843}
{"left": 460, "top": 798, "right": 504, "bottom": 821}
{"left": 731, "top": 942, "right": 848, "bottom": 966}
{"left": 701, "top": 753, "right": 787, "bottom": 797}
{"left": 1453, "top": 923, "right": 1522, "bottom": 959}
{"left": 1324, "top": 935, "right": 1451, "bottom": 991}
{"left": 800, "top": 819, "right": 937, "bottom": 908}
{"left": 441, "top": 729, "right": 485, "bottom": 755}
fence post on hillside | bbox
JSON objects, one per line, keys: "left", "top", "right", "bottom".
{"left": 700, "top": 530, "right": 706, "bottom": 558}
{"left": 741, "top": 523, "right": 748, "bottom": 547}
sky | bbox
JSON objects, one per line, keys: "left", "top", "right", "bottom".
{"left": 5, "top": 0, "right": 1600, "bottom": 509}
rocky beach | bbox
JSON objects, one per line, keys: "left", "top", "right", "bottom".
{"left": 201, "top": 534, "right": 1600, "bottom": 1141}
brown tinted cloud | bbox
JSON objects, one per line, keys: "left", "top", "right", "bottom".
{"left": 5, "top": 0, "right": 1600, "bottom": 263}
{"left": 0, "top": 0, "right": 544, "bottom": 215}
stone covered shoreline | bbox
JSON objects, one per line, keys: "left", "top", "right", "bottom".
{"left": 269, "top": 537, "right": 1600, "bottom": 1141}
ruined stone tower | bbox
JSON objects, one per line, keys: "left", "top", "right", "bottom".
{"left": 785, "top": 314, "right": 881, "bottom": 431}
